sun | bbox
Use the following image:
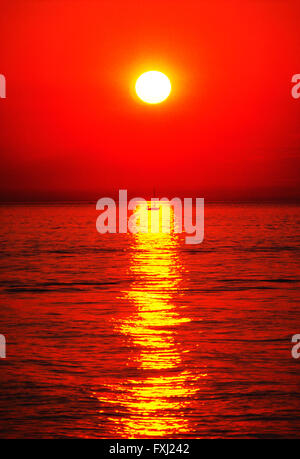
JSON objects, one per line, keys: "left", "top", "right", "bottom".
{"left": 135, "top": 71, "right": 171, "bottom": 104}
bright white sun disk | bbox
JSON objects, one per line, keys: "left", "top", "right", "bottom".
{"left": 135, "top": 71, "right": 171, "bottom": 104}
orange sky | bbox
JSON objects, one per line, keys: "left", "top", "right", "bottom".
{"left": 0, "top": 0, "right": 300, "bottom": 201}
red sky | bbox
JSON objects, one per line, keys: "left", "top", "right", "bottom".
{"left": 0, "top": 0, "right": 300, "bottom": 201}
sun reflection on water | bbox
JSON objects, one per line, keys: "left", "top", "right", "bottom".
{"left": 95, "top": 202, "right": 206, "bottom": 438}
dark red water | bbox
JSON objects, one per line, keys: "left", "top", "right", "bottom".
{"left": 0, "top": 203, "right": 299, "bottom": 438}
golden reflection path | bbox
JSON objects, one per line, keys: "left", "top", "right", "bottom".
{"left": 96, "top": 202, "right": 207, "bottom": 438}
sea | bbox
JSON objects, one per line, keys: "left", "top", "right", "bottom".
{"left": 0, "top": 202, "right": 299, "bottom": 438}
